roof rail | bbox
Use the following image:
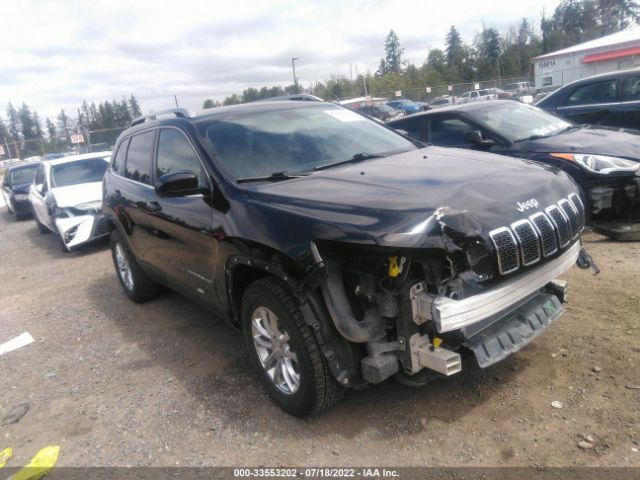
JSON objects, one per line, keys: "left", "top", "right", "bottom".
{"left": 130, "top": 108, "right": 195, "bottom": 127}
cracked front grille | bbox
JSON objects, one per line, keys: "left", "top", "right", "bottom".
{"left": 489, "top": 194, "right": 585, "bottom": 276}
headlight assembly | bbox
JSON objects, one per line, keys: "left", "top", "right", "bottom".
{"left": 551, "top": 153, "right": 640, "bottom": 174}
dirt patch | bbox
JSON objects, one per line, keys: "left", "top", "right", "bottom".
{"left": 0, "top": 208, "right": 638, "bottom": 467}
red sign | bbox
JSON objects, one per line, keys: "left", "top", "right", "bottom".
{"left": 70, "top": 134, "right": 84, "bottom": 144}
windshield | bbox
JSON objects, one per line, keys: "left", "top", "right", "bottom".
{"left": 199, "top": 105, "right": 415, "bottom": 180}
{"left": 10, "top": 166, "right": 38, "bottom": 185}
{"left": 50, "top": 157, "right": 109, "bottom": 188}
{"left": 469, "top": 102, "right": 572, "bottom": 142}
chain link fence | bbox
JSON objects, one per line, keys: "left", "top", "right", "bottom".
{"left": 0, "top": 126, "right": 126, "bottom": 170}
{"left": 373, "top": 76, "right": 533, "bottom": 102}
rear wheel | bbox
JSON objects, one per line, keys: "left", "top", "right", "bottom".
{"left": 110, "top": 229, "right": 160, "bottom": 302}
{"left": 241, "top": 277, "right": 343, "bottom": 417}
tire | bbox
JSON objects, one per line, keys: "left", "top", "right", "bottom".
{"left": 241, "top": 277, "right": 343, "bottom": 417}
{"left": 110, "top": 229, "right": 160, "bottom": 303}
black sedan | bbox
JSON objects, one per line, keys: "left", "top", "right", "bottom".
{"left": 2, "top": 163, "right": 39, "bottom": 219}
{"left": 535, "top": 68, "right": 640, "bottom": 129}
{"left": 388, "top": 101, "right": 640, "bottom": 239}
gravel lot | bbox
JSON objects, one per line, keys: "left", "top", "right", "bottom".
{"left": 0, "top": 204, "right": 638, "bottom": 468}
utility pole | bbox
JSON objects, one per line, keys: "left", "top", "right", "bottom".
{"left": 291, "top": 57, "right": 299, "bottom": 93}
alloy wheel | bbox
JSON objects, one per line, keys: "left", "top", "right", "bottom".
{"left": 114, "top": 243, "right": 134, "bottom": 291}
{"left": 251, "top": 306, "right": 301, "bottom": 394}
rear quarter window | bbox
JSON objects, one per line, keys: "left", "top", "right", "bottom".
{"left": 124, "top": 131, "right": 156, "bottom": 185}
{"left": 112, "top": 138, "right": 130, "bottom": 173}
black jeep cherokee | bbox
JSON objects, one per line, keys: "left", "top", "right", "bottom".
{"left": 103, "top": 102, "right": 589, "bottom": 416}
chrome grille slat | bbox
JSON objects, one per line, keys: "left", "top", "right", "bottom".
{"left": 511, "top": 219, "right": 541, "bottom": 266}
{"left": 489, "top": 227, "right": 520, "bottom": 275}
{"left": 529, "top": 212, "right": 558, "bottom": 257}
{"left": 568, "top": 193, "right": 586, "bottom": 231}
{"left": 545, "top": 205, "right": 571, "bottom": 247}
{"left": 559, "top": 198, "right": 580, "bottom": 239}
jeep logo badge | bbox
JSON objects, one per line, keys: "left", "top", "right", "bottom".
{"left": 516, "top": 199, "right": 539, "bottom": 212}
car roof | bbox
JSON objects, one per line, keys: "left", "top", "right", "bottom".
{"left": 7, "top": 162, "right": 40, "bottom": 172}
{"left": 555, "top": 67, "right": 640, "bottom": 91}
{"left": 45, "top": 151, "right": 111, "bottom": 167}
{"left": 122, "top": 101, "right": 345, "bottom": 136}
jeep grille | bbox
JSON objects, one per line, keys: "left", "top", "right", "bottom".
{"left": 489, "top": 195, "right": 585, "bottom": 275}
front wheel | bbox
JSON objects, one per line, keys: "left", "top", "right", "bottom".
{"left": 110, "top": 229, "right": 160, "bottom": 302}
{"left": 241, "top": 277, "right": 343, "bottom": 417}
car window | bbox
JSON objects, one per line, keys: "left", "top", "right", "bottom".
{"left": 156, "top": 129, "right": 207, "bottom": 186}
{"left": 428, "top": 117, "right": 476, "bottom": 147}
{"left": 10, "top": 166, "right": 38, "bottom": 185}
{"left": 50, "top": 158, "right": 109, "bottom": 188}
{"left": 34, "top": 164, "right": 45, "bottom": 186}
{"left": 622, "top": 76, "right": 640, "bottom": 101}
{"left": 564, "top": 79, "right": 618, "bottom": 106}
{"left": 112, "top": 138, "right": 129, "bottom": 173}
{"left": 470, "top": 102, "right": 571, "bottom": 142}
{"left": 393, "top": 118, "right": 427, "bottom": 142}
{"left": 125, "top": 131, "right": 155, "bottom": 185}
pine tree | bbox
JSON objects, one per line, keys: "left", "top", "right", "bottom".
{"left": 202, "top": 99, "right": 216, "bottom": 109}
{"left": 129, "top": 94, "right": 142, "bottom": 117}
{"left": 383, "top": 30, "right": 405, "bottom": 74}
{"left": 57, "top": 109, "right": 70, "bottom": 142}
{"left": 445, "top": 26, "right": 463, "bottom": 67}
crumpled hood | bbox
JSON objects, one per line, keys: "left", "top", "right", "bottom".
{"left": 515, "top": 126, "right": 640, "bottom": 160}
{"left": 50, "top": 182, "right": 102, "bottom": 208}
{"left": 242, "top": 146, "right": 579, "bottom": 247}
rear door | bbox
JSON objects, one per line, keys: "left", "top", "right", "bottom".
{"left": 615, "top": 73, "right": 640, "bottom": 129}
{"left": 118, "top": 129, "right": 158, "bottom": 263}
{"left": 146, "top": 127, "right": 218, "bottom": 308}
{"left": 556, "top": 78, "right": 621, "bottom": 125}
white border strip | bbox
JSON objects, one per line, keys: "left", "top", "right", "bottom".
{"left": 0, "top": 332, "right": 35, "bottom": 356}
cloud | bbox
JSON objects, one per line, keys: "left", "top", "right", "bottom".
{"left": 0, "top": 0, "right": 560, "bottom": 120}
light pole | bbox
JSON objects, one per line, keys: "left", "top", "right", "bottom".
{"left": 291, "top": 57, "right": 299, "bottom": 93}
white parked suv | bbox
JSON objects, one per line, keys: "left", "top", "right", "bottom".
{"left": 459, "top": 89, "right": 497, "bottom": 104}
{"left": 28, "top": 152, "right": 111, "bottom": 252}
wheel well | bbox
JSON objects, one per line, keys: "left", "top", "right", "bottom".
{"left": 228, "top": 264, "right": 269, "bottom": 326}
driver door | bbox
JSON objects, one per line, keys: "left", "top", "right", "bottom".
{"left": 30, "top": 163, "right": 51, "bottom": 228}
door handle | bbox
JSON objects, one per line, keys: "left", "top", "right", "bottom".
{"left": 146, "top": 201, "right": 163, "bottom": 213}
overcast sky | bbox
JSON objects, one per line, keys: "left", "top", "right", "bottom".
{"left": 2, "top": 0, "right": 560, "bottom": 122}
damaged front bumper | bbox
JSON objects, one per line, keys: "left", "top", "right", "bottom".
{"left": 54, "top": 213, "right": 111, "bottom": 250}
{"left": 411, "top": 241, "right": 580, "bottom": 333}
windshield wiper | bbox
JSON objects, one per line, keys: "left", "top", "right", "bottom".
{"left": 314, "top": 152, "right": 384, "bottom": 171}
{"left": 236, "top": 171, "right": 308, "bottom": 183}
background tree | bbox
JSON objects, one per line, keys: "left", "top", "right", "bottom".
{"left": 382, "top": 30, "right": 405, "bottom": 74}
{"left": 129, "top": 94, "right": 142, "bottom": 117}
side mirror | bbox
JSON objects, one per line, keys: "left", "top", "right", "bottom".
{"left": 463, "top": 130, "right": 494, "bottom": 147}
{"left": 155, "top": 170, "right": 200, "bottom": 197}
{"left": 35, "top": 183, "right": 44, "bottom": 194}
